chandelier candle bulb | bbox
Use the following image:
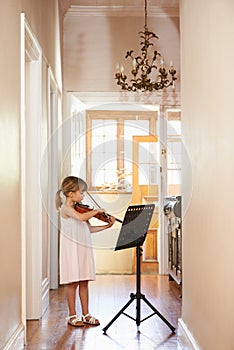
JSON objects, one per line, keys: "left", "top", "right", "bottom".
{"left": 116, "top": 63, "right": 120, "bottom": 74}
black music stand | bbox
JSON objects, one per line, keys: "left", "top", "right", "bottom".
{"left": 103, "top": 204, "right": 176, "bottom": 334}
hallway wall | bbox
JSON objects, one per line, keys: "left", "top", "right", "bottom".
{"left": 180, "top": 0, "right": 234, "bottom": 349}
{"left": 0, "top": 1, "right": 62, "bottom": 349}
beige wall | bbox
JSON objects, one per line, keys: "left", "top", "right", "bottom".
{"left": 180, "top": 0, "right": 234, "bottom": 349}
{"left": 0, "top": 2, "right": 22, "bottom": 347}
{"left": 0, "top": 1, "right": 62, "bottom": 348}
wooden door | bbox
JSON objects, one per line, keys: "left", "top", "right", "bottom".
{"left": 132, "top": 135, "right": 159, "bottom": 273}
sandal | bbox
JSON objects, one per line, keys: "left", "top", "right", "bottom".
{"left": 82, "top": 313, "right": 100, "bottom": 326}
{"left": 66, "top": 314, "right": 84, "bottom": 327}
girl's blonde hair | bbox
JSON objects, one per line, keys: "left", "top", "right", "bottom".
{"left": 55, "top": 176, "right": 87, "bottom": 210}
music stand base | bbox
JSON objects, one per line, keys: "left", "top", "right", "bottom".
{"left": 103, "top": 246, "right": 176, "bottom": 334}
{"left": 102, "top": 291, "right": 175, "bottom": 334}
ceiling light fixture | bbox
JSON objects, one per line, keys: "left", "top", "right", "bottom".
{"left": 115, "top": 0, "right": 177, "bottom": 92}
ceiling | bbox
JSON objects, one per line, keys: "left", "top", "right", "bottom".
{"left": 59, "top": 0, "right": 180, "bottom": 99}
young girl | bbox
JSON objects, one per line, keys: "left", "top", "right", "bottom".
{"left": 55, "top": 176, "right": 115, "bottom": 327}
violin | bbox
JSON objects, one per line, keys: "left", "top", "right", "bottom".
{"left": 74, "top": 202, "right": 123, "bottom": 224}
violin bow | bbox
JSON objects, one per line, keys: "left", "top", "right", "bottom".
{"left": 86, "top": 191, "right": 122, "bottom": 223}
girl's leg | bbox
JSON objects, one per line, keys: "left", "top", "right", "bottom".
{"left": 67, "top": 281, "right": 79, "bottom": 316}
{"left": 79, "top": 280, "right": 89, "bottom": 316}
{"left": 66, "top": 282, "right": 84, "bottom": 327}
{"left": 79, "top": 280, "right": 100, "bottom": 325}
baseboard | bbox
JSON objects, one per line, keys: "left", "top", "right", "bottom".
{"left": 178, "top": 318, "right": 201, "bottom": 350}
{"left": 3, "top": 323, "right": 25, "bottom": 350}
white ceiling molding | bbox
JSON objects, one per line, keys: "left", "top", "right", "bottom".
{"left": 65, "top": 5, "right": 179, "bottom": 18}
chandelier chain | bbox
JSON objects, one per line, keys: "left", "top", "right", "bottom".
{"left": 144, "top": 0, "right": 147, "bottom": 30}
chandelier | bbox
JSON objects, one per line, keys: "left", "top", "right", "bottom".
{"left": 115, "top": 0, "right": 177, "bottom": 92}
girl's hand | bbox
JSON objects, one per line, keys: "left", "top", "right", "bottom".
{"left": 106, "top": 215, "right": 115, "bottom": 227}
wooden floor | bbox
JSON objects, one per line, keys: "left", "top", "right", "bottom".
{"left": 26, "top": 274, "right": 183, "bottom": 350}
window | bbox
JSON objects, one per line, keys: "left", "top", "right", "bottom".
{"left": 91, "top": 119, "right": 117, "bottom": 187}
{"left": 86, "top": 110, "right": 157, "bottom": 191}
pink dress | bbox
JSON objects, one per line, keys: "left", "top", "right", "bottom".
{"left": 59, "top": 214, "right": 95, "bottom": 284}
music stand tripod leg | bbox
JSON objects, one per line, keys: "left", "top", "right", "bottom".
{"left": 102, "top": 294, "right": 135, "bottom": 334}
{"left": 141, "top": 294, "right": 176, "bottom": 332}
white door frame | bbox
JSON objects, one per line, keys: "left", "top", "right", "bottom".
{"left": 48, "top": 68, "right": 59, "bottom": 289}
{"left": 21, "top": 13, "right": 49, "bottom": 320}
